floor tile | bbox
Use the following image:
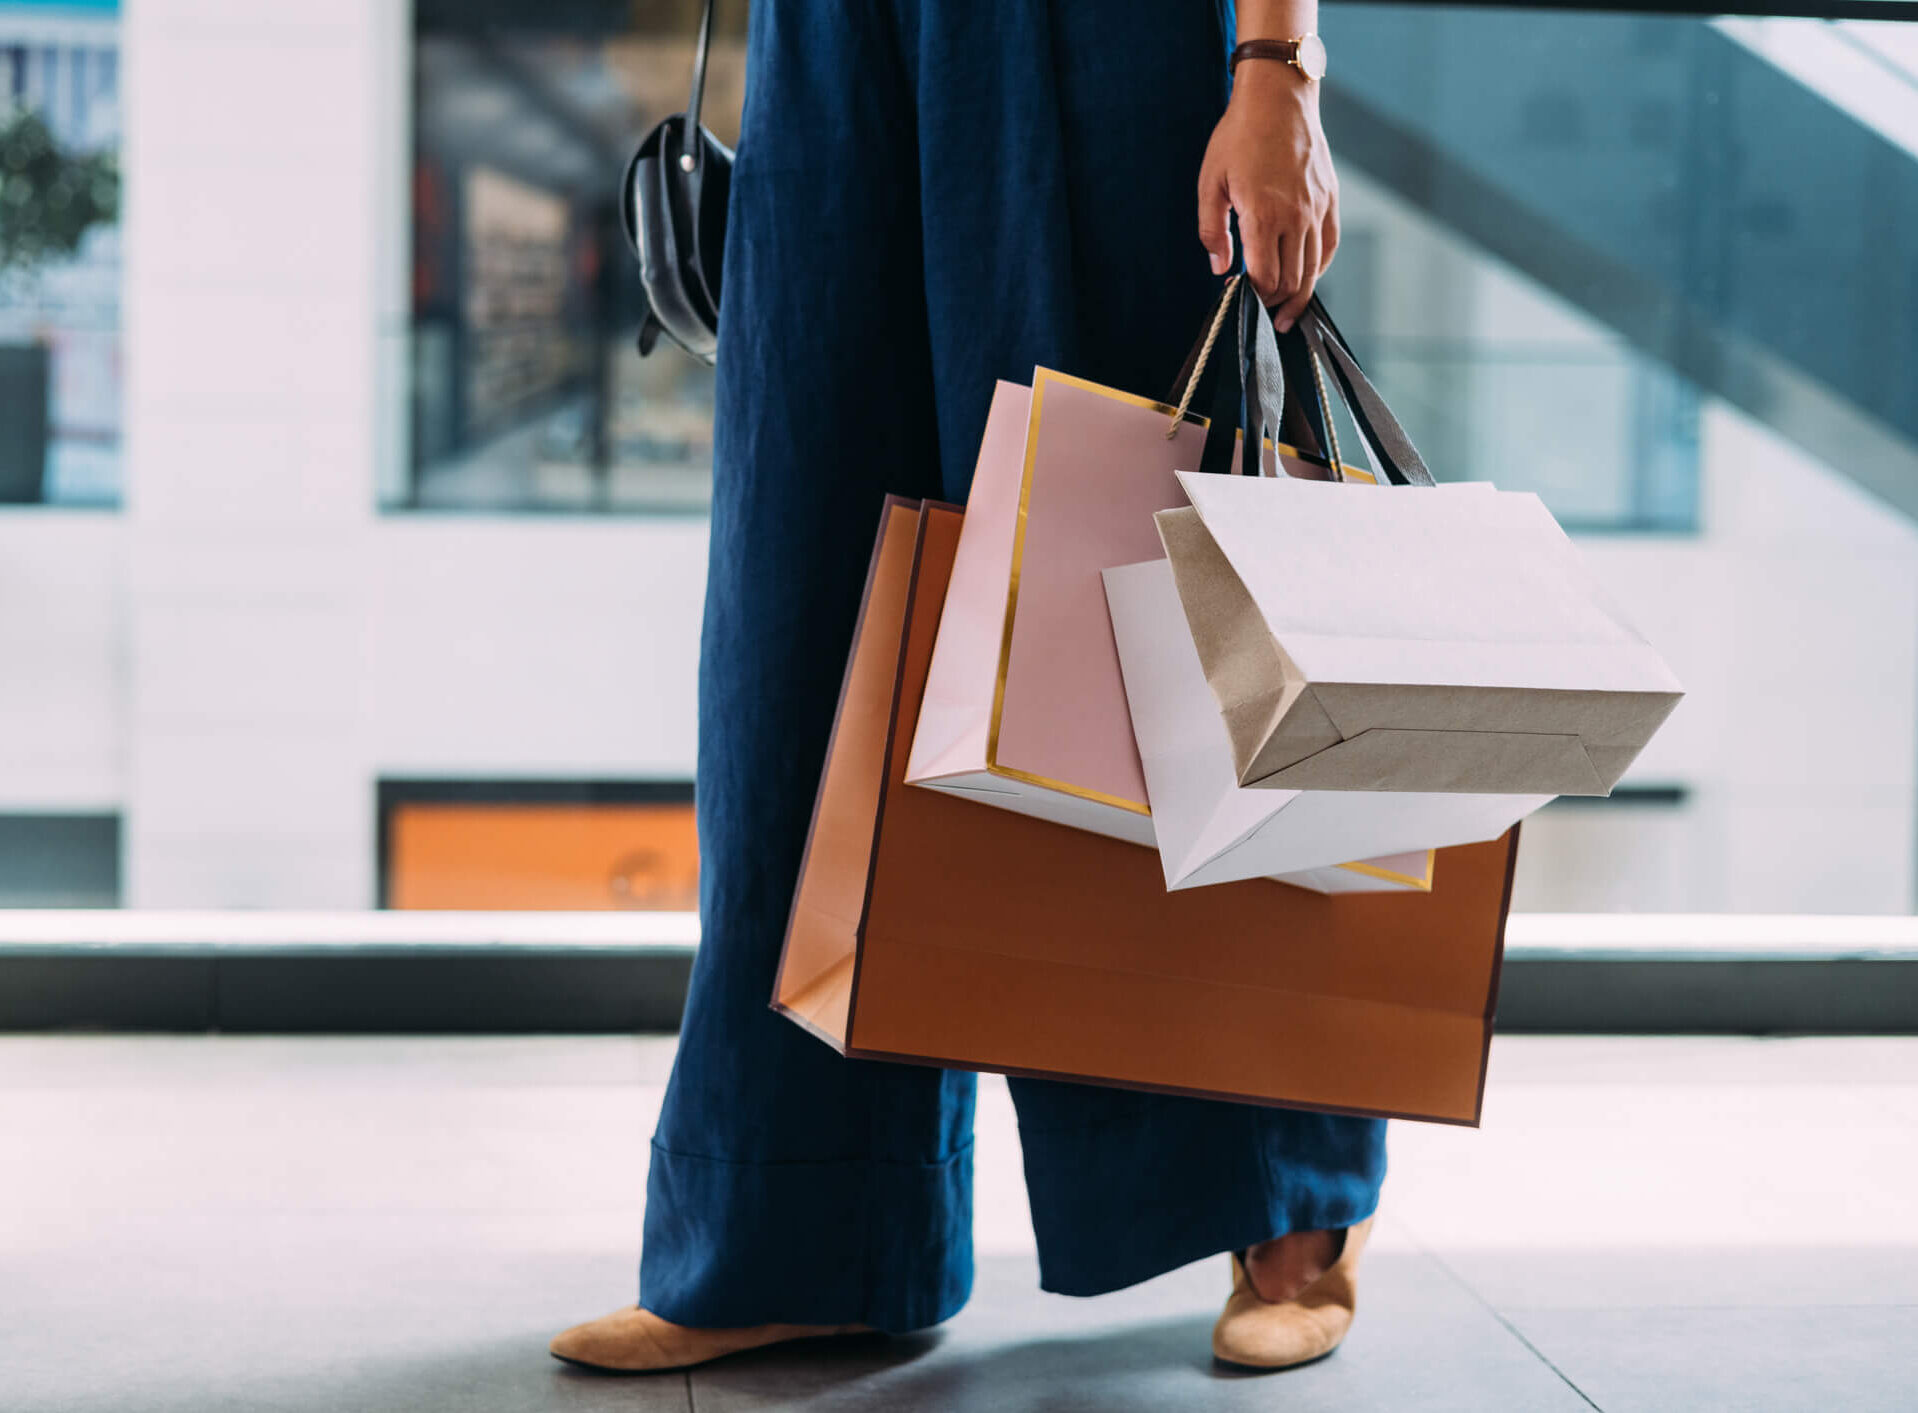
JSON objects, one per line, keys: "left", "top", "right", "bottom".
{"left": 1507, "top": 1305, "right": 1918, "bottom": 1413}
{"left": 0, "top": 1079, "right": 663, "bottom": 1219}
{"left": 1425, "top": 1243, "right": 1918, "bottom": 1312}
{"left": 688, "top": 1250, "right": 1587, "bottom": 1413}
{"left": 971, "top": 1075, "right": 1035, "bottom": 1254}
{"left": 1386, "top": 1078, "right": 1918, "bottom": 1264}
{"left": 1863, "top": 1084, "right": 1918, "bottom": 1130}
{"left": 9, "top": 1034, "right": 1918, "bottom": 1411}
{"left": 1468, "top": 1036, "right": 1918, "bottom": 1089}
{"left": 0, "top": 1033, "right": 683, "bottom": 1089}
{"left": 0, "top": 1215, "right": 687, "bottom": 1413}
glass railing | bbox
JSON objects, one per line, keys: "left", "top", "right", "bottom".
{"left": 1318, "top": 168, "right": 1701, "bottom": 532}
{"left": 1715, "top": 15, "right": 1918, "bottom": 159}
{"left": 1324, "top": 2, "right": 1918, "bottom": 519}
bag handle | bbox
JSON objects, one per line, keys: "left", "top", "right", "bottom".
{"left": 1165, "top": 277, "right": 1440, "bottom": 488}
{"left": 1163, "top": 275, "right": 1240, "bottom": 432}
{"left": 1164, "top": 212, "right": 1289, "bottom": 474}
{"left": 1297, "top": 297, "right": 1437, "bottom": 487}
{"left": 1165, "top": 276, "right": 1291, "bottom": 480}
{"left": 680, "top": 0, "right": 717, "bottom": 172}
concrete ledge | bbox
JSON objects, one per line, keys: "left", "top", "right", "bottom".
{"left": 1502, "top": 913, "right": 1918, "bottom": 962}
{"left": 4, "top": 910, "right": 1914, "bottom": 959}
{"left": 0, "top": 909, "right": 701, "bottom": 955}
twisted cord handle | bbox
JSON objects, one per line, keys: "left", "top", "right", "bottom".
{"left": 1164, "top": 274, "right": 1242, "bottom": 437}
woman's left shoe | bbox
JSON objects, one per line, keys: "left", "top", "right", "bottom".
{"left": 549, "top": 1306, "right": 873, "bottom": 1373}
{"left": 1211, "top": 1217, "right": 1374, "bottom": 1371}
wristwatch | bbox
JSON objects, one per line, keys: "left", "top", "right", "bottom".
{"left": 1229, "top": 35, "right": 1328, "bottom": 83}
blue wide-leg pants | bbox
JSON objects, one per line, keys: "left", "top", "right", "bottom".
{"left": 641, "top": 0, "right": 1386, "bottom": 1334}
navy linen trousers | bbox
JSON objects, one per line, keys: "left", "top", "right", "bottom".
{"left": 641, "top": 0, "right": 1386, "bottom": 1334}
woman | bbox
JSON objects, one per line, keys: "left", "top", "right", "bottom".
{"left": 552, "top": 0, "right": 1376, "bottom": 1374}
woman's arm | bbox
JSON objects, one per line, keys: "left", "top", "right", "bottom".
{"left": 1197, "top": 0, "right": 1337, "bottom": 333}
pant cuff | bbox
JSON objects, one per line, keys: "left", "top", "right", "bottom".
{"left": 640, "top": 1139, "right": 974, "bottom": 1333}
{"left": 1021, "top": 1105, "right": 1385, "bottom": 1298}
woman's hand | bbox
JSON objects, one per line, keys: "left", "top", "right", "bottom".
{"left": 1197, "top": 61, "right": 1338, "bottom": 333}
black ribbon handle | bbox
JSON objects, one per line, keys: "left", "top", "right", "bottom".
{"left": 1297, "top": 296, "right": 1437, "bottom": 487}
{"left": 1172, "top": 277, "right": 1290, "bottom": 480}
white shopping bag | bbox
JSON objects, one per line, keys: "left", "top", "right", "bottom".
{"left": 1103, "top": 557, "right": 1552, "bottom": 891}
{"left": 1158, "top": 472, "right": 1685, "bottom": 796}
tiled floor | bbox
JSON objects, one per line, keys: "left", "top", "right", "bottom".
{"left": 4, "top": 1034, "right": 1916, "bottom": 1411}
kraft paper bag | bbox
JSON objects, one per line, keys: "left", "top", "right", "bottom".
{"left": 776, "top": 496, "right": 1521, "bottom": 1126}
{"left": 1158, "top": 473, "right": 1685, "bottom": 796}
{"left": 1104, "top": 556, "right": 1552, "bottom": 890}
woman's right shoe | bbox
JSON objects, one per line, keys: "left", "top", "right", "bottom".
{"left": 1212, "top": 1217, "right": 1374, "bottom": 1371}
{"left": 549, "top": 1306, "right": 874, "bottom": 1373}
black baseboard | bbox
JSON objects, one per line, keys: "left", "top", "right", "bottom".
{"left": 0, "top": 956, "right": 220, "bottom": 1030}
{"left": 2, "top": 951, "right": 1913, "bottom": 1036}
{"left": 1493, "top": 958, "right": 1918, "bottom": 1035}
{"left": 0, "top": 951, "right": 693, "bottom": 1033}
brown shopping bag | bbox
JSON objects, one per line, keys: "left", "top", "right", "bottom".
{"left": 773, "top": 496, "right": 1520, "bottom": 1126}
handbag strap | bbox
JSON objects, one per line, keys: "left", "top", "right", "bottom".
{"left": 682, "top": 0, "right": 717, "bottom": 168}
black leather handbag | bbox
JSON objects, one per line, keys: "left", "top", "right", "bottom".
{"left": 620, "top": 0, "right": 731, "bottom": 365}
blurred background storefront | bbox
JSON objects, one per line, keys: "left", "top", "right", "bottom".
{"left": 0, "top": 0, "right": 1913, "bottom": 930}
{"left": 0, "top": 0, "right": 120, "bottom": 509}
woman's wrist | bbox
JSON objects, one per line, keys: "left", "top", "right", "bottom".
{"left": 1201, "top": 0, "right": 1340, "bottom": 321}
{"left": 1228, "top": 55, "right": 1320, "bottom": 111}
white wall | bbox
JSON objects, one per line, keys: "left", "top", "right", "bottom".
{"left": 0, "top": 514, "right": 123, "bottom": 812}
{"left": 369, "top": 518, "right": 704, "bottom": 780}
{"left": 119, "top": 0, "right": 383, "bottom": 905}
{"left": 0, "top": 509, "right": 706, "bottom": 908}
{"left": 101, "top": 0, "right": 706, "bottom": 906}
{"left": 1511, "top": 401, "right": 1918, "bottom": 915}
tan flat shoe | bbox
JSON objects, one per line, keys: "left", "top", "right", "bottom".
{"left": 1212, "top": 1216, "right": 1373, "bottom": 1371}
{"left": 549, "top": 1305, "right": 873, "bottom": 1373}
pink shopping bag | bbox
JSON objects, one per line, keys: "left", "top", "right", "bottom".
{"left": 903, "top": 345, "right": 1429, "bottom": 894}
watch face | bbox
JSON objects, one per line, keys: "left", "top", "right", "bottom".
{"left": 1297, "top": 34, "right": 1328, "bottom": 81}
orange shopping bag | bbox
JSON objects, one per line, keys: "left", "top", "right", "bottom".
{"left": 774, "top": 497, "right": 1520, "bottom": 1126}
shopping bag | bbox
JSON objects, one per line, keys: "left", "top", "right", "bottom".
{"left": 902, "top": 375, "right": 1263, "bottom": 839}
{"left": 902, "top": 289, "right": 1426, "bottom": 890}
{"left": 1158, "top": 473, "right": 1684, "bottom": 795}
{"left": 1154, "top": 296, "right": 1684, "bottom": 796}
{"left": 905, "top": 274, "right": 1338, "bottom": 843}
{"left": 1104, "top": 556, "right": 1552, "bottom": 890}
{"left": 775, "top": 495, "right": 1521, "bottom": 1126}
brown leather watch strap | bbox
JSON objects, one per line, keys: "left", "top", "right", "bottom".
{"left": 1230, "top": 38, "right": 1303, "bottom": 71}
